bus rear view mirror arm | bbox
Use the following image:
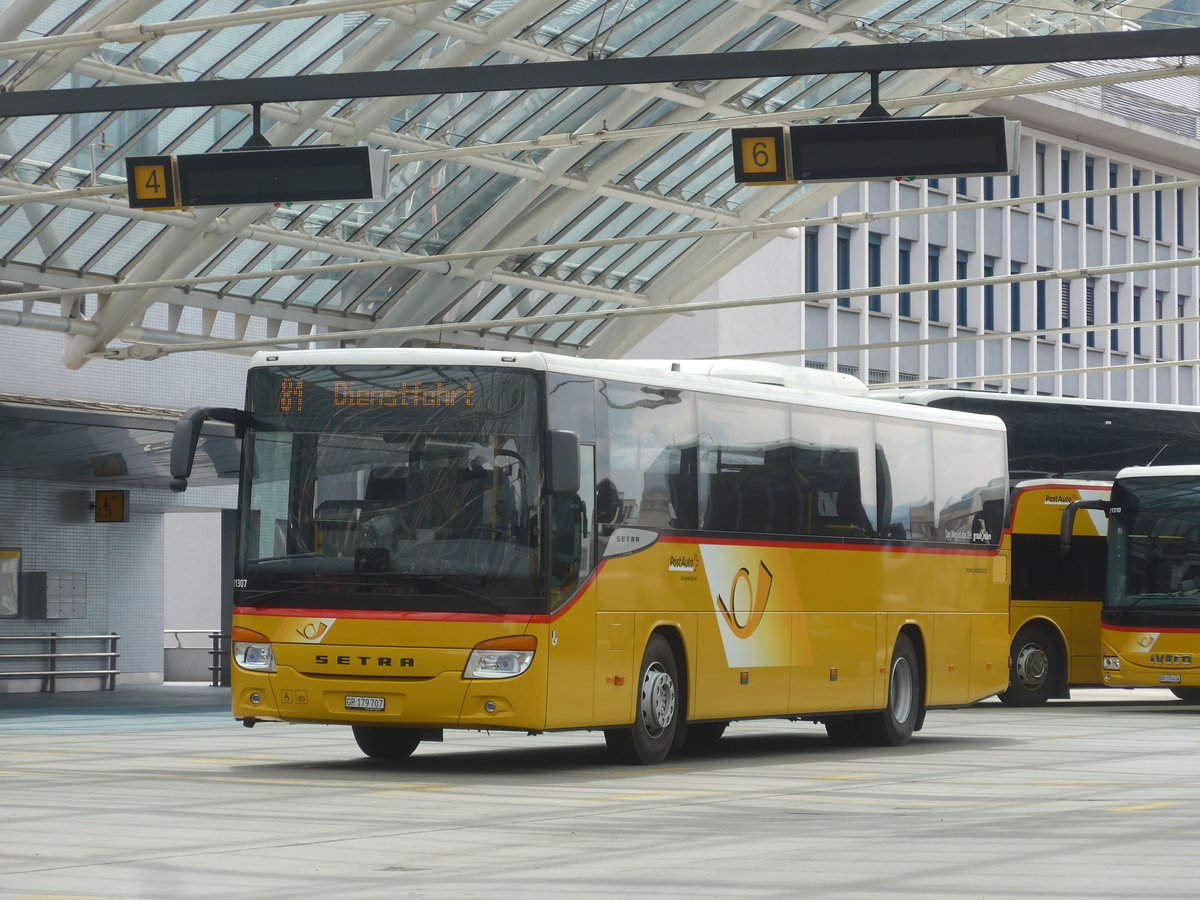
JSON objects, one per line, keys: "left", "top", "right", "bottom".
{"left": 1060, "top": 498, "right": 1109, "bottom": 554}
{"left": 170, "top": 406, "right": 245, "bottom": 493}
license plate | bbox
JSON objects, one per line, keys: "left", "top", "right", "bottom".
{"left": 1159, "top": 675, "right": 1182, "bottom": 684}
{"left": 345, "top": 695, "right": 385, "bottom": 711}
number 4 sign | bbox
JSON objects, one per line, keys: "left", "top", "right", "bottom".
{"left": 124, "top": 155, "right": 183, "bottom": 210}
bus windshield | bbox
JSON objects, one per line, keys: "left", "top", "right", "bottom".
{"left": 238, "top": 364, "right": 542, "bottom": 613}
{"left": 1109, "top": 476, "right": 1200, "bottom": 614}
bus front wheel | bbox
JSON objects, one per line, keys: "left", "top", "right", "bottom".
{"left": 604, "top": 634, "right": 681, "bottom": 765}
{"left": 352, "top": 725, "right": 422, "bottom": 760}
{"left": 999, "top": 624, "right": 1059, "bottom": 707}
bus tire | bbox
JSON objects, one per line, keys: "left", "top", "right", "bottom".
{"left": 604, "top": 634, "right": 680, "bottom": 765}
{"left": 998, "top": 623, "right": 1059, "bottom": 707}
{"left": 855, "top": 632, "right": 923, "bottom": 747}
{"left": 352, "top": 725, "right": 422, "bottom": 760}
{"left": 1170, "top": 687, "right": 1200, "bottom": 703}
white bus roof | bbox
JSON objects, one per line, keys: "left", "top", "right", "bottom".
{"left": 872, "top": 387, "right": 1200, "bottom": 415}
{"left": 1117, "top": 465, "right": 1200, "bottom": 480}
{"left": 248, "top": 348, "right": 1005, "bottom": 433}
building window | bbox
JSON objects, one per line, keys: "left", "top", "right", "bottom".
{"left": 1084, "top": 156, "right": 1095, "bottom": 225}
{"left": 1134, "top": 288, "right": 1143, "bottom": 355}
{"left": 1180, "top": 298, "right": 1188, "bottom": 360}
{"left": 1086, "top": 280, "right": 1096, "bottom": 348}
{"left": 928, "top": 247, "right": 941, "bottom": 322}
{"left": 957, "top": 250, "right": 969, "bottom": 327}
{"left": 1061, "top": 281, "right": 1071, "bottom": 344}
{"left": 1036, "top": 270, "right": 1048, "bottom": 332}
{"left": 804, "top": 227, "right": 820, "bottom": 294}
{"left": 983, "top": 176, "right": 994, "bottom": 201}
{"left": 1132, "top": 170, "right": 1142, "bottom": 236}
{"left": 837, "top": 226, "right": 851, "bottom": 307}
{"left": 898, "top": 239, "right": 912, "bottom": 317}
{"left": 1010, "top": 264, "right": 1022, "bottom": 332}
{"left": 1110, "top": 289, "right": 1120, "bottom": 351}
{"left": 1061, "top": 150, "right": 1071, "bottom": 219}
{"left": 1156, "top": 293, "right": 1165, "bottom": 358}
{"left": 983, "top": 257, "right": 996, "bottom": 331}
{"left": 868, "top": 233, "right": 882, "bottom": 312}
{"left": 1178, "top": 187, "right": 1186, "bottom": 247}
{"left": 1155, "top": 175, "right": 1164, "bottom": 242}
{"left": 1110, "top": 163, "right": 1119, "bottom": 229}
{"left": 1035, "top": 143, "right": 1046, "bottom": 213}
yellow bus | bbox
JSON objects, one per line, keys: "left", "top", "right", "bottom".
{"left": 1063, "top": 465, "right": 1200, "bottom": 701}
{"left": 874, "top": 389, "right": 1200, "bottom": 705}
{"left": 172, "top": 350, "right": 1010, "bottom": 764}
{"left": 1005, "top": 479, "right": 1111, "bottom": 704}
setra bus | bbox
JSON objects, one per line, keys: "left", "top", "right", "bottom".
{"left": 171, "top": 349, "right": 1011, "bottom": 764}
{"left": 873, "top": 389, "right": 1200, "bottom": 705}
{"left": 1063, "top": 465, "right": 1200, "bottom": 701}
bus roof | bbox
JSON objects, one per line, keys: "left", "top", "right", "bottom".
{"left": 248, "top": 348, "right": 1005, "bottom": 433}
{"left": 1116, "top": 465, "right": 1200, "bottom": 480}
{"left": 871, "top": 388, "right": 1200, "bottom": 415}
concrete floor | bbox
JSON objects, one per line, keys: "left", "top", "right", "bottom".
{"left": 1, "top": 685, "right": 1197, "bottom": 899}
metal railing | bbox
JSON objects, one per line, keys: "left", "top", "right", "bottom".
{"left": 164, "top": 629, "right": 228, "bottom": 686}
{"left": 0, "top": 633, "right": 120, "bottom": 691}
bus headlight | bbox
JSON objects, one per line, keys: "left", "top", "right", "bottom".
{"left": 465, "top": 635, "right": 536, "bottom": 679}
{"left": 232, "top": 626, "right": 276, "bottom": 673}
{"left": 1102, "top": 656, "right": 1121, "bottom": 671}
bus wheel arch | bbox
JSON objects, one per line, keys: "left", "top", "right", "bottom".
{"left": 999, "top": 620, "right": 1066, "bottom": 707}
{"left": 604, "top": 628, "right": 685, "bottom": 765}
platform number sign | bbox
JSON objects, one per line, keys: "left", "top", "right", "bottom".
{"left": 124, "top": 155, "right": 183, "bottom": 210}
{"left": 731, "top": 127, "right": 791, "bottom": 185}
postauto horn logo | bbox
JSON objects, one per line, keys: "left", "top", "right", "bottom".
{"left": 716, "top": 562, "right": 773, "bottom": 639}
{"left": 701, "top": 545, "right": 790, "bottom": 668}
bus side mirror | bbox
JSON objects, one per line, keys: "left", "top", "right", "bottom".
{"left": 1059, "top": 498, "right": 1109, "bottom": 554}
{"left": 170, "top": 406, "right": 244, "bottom": 492}
{"left": 547, "top": 430, "right": 580, "bottom": 496}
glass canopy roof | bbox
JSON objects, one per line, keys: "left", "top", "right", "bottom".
{"left": 0, "top": 0, "right": 1181, "bottom": 369}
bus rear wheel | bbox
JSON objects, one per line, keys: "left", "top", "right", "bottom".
{"left": 352, "top": 725, "right": 422, "bottom": 760}
{"left": 855, "top": 632, "right": 923, "bottom": 746}
{"left": 998, "top": 623, "right": 1059, "bottom": 707}
{"left": 604, "top": 634, "right": 681, "bottom": 765}
{"left": 825, "top": 634, "right": 923, "bottom": 747}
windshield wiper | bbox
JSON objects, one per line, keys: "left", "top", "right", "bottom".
{"left": 408, "top": 575, "right": 507, "bottom": 612}
{"left": 1118, "top": 593, "right": 1184, "bottom": 610}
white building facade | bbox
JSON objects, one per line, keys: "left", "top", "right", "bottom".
{"left": 630, "top": 61, "right": 1200, "bottom": 404}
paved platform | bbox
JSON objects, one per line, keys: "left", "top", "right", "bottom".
{"left": 1, "top": 687, "right": 1197, "bottom": 899}
{"left": 0, "top": 682, "right": 229, "bottom": 712}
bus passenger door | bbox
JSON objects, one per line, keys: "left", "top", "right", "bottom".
{"left": 544, "top": 445, "right": 598, "bottom": 729}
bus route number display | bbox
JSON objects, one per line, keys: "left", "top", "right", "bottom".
{"left": 276, "top": 377, "right": 478, "bottom": 412}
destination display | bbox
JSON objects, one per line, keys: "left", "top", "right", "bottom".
{"left": 248, "top": 365, "right": 534, "bottom": 430}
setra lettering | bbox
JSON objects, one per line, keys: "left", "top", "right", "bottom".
{"left": 313, "top": 654, "right": 416, "bottom": 667}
